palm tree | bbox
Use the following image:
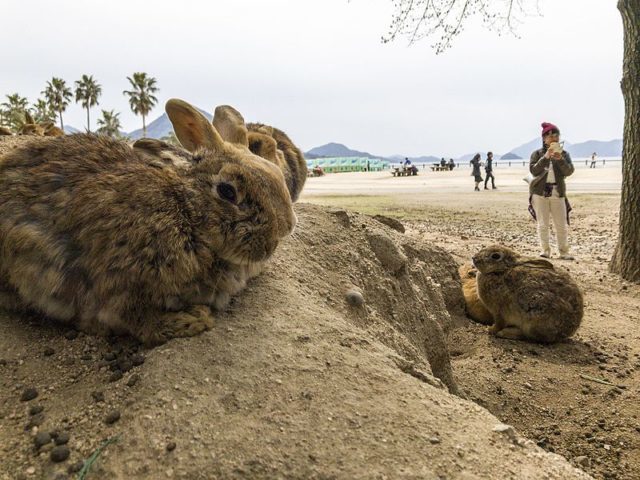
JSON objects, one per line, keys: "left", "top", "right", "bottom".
{"left": 74, "top": 75, "right": 102, "bottom": 132}
{"left": 42, "top": 77, "right": 72, "bottom": 130}
{"left": 123, "top": 72, "right": 158, "bottom": 138}
{"left": 96, "top": 109, "right": 122, "bottom": 137}
{"left": 0, "top": 93, "right": 29, "bottom": 130}
{"left": 31, "top": 98, "right": 56, "bottom": 124}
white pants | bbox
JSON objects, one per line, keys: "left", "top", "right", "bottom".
{"left": 532, "top": 188, "right": 570, "bottom": 256}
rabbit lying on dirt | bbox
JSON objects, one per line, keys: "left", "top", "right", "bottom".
{"left": 0, "top": 99, "right": 297, "bottom": 345}
{"left": 473, "top": 245, "right": 583, "bottom": 343}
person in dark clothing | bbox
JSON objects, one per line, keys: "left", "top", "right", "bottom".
{"left": 484, "top": 151, "right": 496, "bottom": 189}
{"left": 448, "top": 158, "right": 455, "bottom": 170}
{"left": 470, "top": 153, "right": 483, "bottom": 191}
{"left": 440, "top": 158, "right": 447, "bottom": 168}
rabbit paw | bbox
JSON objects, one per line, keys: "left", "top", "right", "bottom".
{"left": 141, "top": 306, "right": 214, "bottom": 346}
{"left": 495, "top": 326, "right": 525, "bottom": 341}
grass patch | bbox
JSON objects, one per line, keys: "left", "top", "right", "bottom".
{"left": 77, "top": 435, "right": 121, "bottom": 480}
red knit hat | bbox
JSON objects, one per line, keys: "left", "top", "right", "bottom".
{"left": 541, "top": 122, "right": 559, "bottom": 137}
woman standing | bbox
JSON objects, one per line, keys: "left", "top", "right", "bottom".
{"left": 529, "top": 122, "right": 575, "bottom": 260}
{"left": 470, "top": 153, "right": 483, "bottom": 191}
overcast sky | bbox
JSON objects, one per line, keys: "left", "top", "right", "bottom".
{"left": 0, "top": 0, "right": 623, "bottom": 157}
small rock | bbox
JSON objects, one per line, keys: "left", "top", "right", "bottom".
{"left": 20, "top": 387, "right": 38, "bottom": 402}
{"left": 574, "top": 456, "right": 590, "bottom": 468}
{"left": 126, "top": 374, "right": 140, "bottom": 387}
{"left": 34, "top": 432, "right": 52, "bottom": 449}
{"left": 428, "top": 436, "right": 441, "bottom": 444}
{"left": 29, "top": 405, "right": 44, "bottom": 415}
{"left": 91, "top": 391, "right": 105, "bottom": 403}
{"left": 50, "top": 445, "right": 70, "bottom": 462}
{"left": 26, "top": 466, "right": 36, "bottom": 475}
{"left": 109, "top": 371, "right": 123, "bottom": 382}
{"left": 25, "top": 413, "right": 45, "bottom": 429}
{"left": 130, "top": 353, "right": 145, "bottom": 366}
{"left": 43, "top": 348, "right": 55, "bottom": 357}
{"left": 105, "top": 410, "right": 121, "bottom": 425}
{"left": 493, "top": 424, "right": 517, "bottom": 441}
{"left": 345, "top": 290, "right": 365, "bottom": 307}
{"left": 103, "top": 352, "right": 116, "bottom": 361}
{"left": 63, "top": 330, "right": 78, "bottom": 340}
{"left": 166, "top": 441, "right": 177, "bottom": 452}
{"left": 67, "top": 461, "right": 84, "bottom": 474}
{"left": 54, "top": 432, "right": 70, "bottom": 445}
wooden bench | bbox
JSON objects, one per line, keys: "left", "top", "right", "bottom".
{"left": 392, "top": 167, "right": 418, "bottom": 177}
{"left": 430, "top": 164, "right": 450, "bottom": 172}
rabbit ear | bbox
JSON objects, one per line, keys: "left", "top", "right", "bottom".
{"left": 517, "top": 258, "right": 555, "bottom": 270}
{"left": 212, "top": 105, "right": 248, "bottom": 148}
{"left": 24, "top": 111, "right": 35, "bottom": 124}
{"left": 247, "top": 131, "right": 278, "bottom": 162}
{"left": 165, "top": 99, "right": 224, "bottom": 152}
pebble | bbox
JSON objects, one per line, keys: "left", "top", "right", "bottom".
{"left": 25, "top": 466, "right": 36, "bottom": 475}
{"left": 20, "top": 387, "right": 38, "bottom": 401}
{"left": 29, "top": 405, "right": 44, "bottom": 415}
{"left": 574, "top": 455, "right": 590, "bottom": 468}
{"left": 34, "top": 432, "right": 52, "bottom": 449}
{"left": 25, "top": 413, "right": 45, "bottom": 429}
{"left": 131, "top": 353, "right": 145, "bottom": 366}
{"left": 105, "top": 410, "right": 121, "bottom": 425}
{"left": 345, "top": 290, "right": 365, "bottom": 307}
{"left": 55, "top": 432, "right": 70, "bottom": 445}
{"left": 103, "top": 352, "right": 117, "bottom": 361}
{"left": 166, "top": 441, "right": 177, "bottom": 452}
{"left": 91, "top": 391, "right": 105, "bottom": 403}
{"left": 43, "top": 347, "right": 55, "bottom": 357}
{"left": 109, "top": 371, "right": 123, "bottom": 382}
{"left": 492, "top": 424, "right": 517, "bottom": 441}
{"left": 50, "top": 445, "right": 70, "bottom": 462}
{"left": 127, "top": 374, "right": 140, "bottom": 387}
{"left": 67, "top": 461, "right": 84, "bottom": 473}
{"left": 428, "top": 436, "right": 441, "bottom": 444}
{"left": 63, "top": 330, "right": 78, "bottom": 340}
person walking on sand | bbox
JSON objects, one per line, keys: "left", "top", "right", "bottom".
{"left": 590, "top": 152, "right": 597, "bottom": 168}
{"left": 484, "top": 151, "right": 496, "bottom": 190}
{"left": 470, "top": 153, "right": 483, "bottom": 191}
{"left": 528, "top": 122, "right": 575, "bottom": 260}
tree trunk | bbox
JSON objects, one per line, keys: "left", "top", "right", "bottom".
{"left": 142, "top": 114, "right": 147, "bottom": 138}
{"left": 59, "top": 110, "right": 64, "bottom": 131}
{"left": 86, "top": 107, "right": 91, "bottom": 133}
{"left": 610, "top": 0, "right": 640, "bottom": 282}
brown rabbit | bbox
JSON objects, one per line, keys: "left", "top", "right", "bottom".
{"left": 472, "top": 245, "right": 583, "bottom": 343}
{"left": 133, "top": 110, "right": 307, "bottom": 202}
{"left": 0, "top": 99, "right": 296, "bottom": 345}
{"left": 458, "top": 263, "right": 493, "bottom": 325}
{"left": 246, "top": 123, "right": 307, "bottom": 202}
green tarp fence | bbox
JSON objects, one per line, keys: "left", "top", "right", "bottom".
{"left": 306, "top": 157, "right": 390, "bottom": 173}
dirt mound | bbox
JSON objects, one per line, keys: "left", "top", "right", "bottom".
{"left": 0, "top": 186, "right": 591, "bottom": 479}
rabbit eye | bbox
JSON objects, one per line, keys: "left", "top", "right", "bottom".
{"left": 490, "top": 252, "right": 502, "bottom": 260}
{"left": 217, "top": 183, "right": 237, "bottom": 204}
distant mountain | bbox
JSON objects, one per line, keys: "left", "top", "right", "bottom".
{"left": 566, "top": 139, "right": 622, "bottom": 158}
{"left": 500, "top": 152, "right": 522, "bottom": 160}
{"left": 127, "top": 108, "right": 213, "bottom": 140}
{"left": 504, "top": 137, "right": 621, "bottom": 159}
{"left": 305, "top": 143, "right": 378, "bottom": 159}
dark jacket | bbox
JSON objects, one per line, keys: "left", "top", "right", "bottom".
{"left": 470, "top": 158, "right": 481, "bottom": 177}
{"left": 485, "top": 157, "right": 493, "bottom": 173}
{"left": 529, "top": 148, "right": 574, "bottom": 197}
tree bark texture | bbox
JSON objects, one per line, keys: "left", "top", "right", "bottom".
{"left": 611, "top": 0, "right": 640, "bottom": 282}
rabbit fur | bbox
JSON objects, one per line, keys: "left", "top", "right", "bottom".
{"left": 473, "top": 245, "right": 583, "bottom": 343}
{"left": 458, "top": 263, "right": 493, "bottom": 325}
{"left": 0, "top": 99, "right": 297, "bottom": 345}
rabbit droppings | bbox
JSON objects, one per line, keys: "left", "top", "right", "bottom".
{"left": 458, "top": 263, "right": 494, "bottom": 326}
{"left": 472, "top": 245, "right": 583, "bottom": 343}
{"left": 0, "top": 99, "right": 297, "bottom": 345}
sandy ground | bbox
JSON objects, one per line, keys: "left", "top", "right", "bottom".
{"left": 303, "top": 166, "right": 640, "bottom": 480}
